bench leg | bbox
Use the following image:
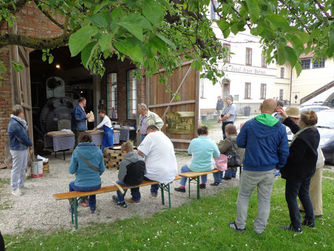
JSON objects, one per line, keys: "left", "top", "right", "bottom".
{"left": 74, "top": 198, "right": 79, "bottom": 229}
{"left": 160, "top": 185, "right": 165, "bottom": 205}
{"left": 188, "top": 178, "right": 191, "bottom": 198}
{"left": 196, "top": 177, "right": 200, "bottom": 200}
{"left": 168, "top": 184, "right": 171, "bottom": 208}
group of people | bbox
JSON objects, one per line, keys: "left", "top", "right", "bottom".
{"left": 7, "top": 97, "right": 322, "bottom": 234}
{"left": 229, "top": 99, "right": 321, "bottom": 234}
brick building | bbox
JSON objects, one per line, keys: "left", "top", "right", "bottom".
{"left": 0, "top": 2, "right": 147, "bottom": 166}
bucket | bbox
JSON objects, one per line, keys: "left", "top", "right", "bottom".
{"left": 31, "top": 159, "right": 43, "bottom": 178}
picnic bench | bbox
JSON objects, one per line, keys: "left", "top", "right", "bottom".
{"left": 180, "top": 169, "right": 220, "bottom": 200}
{"left": 53, "top": 176, "right": 180, "bottom": 229}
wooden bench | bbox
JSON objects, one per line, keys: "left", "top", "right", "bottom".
{"left": 53, "top": 176, "right": 180, "bottom": 229}
{"left": 180, "top": 169, "right": 220, "bottom": 200}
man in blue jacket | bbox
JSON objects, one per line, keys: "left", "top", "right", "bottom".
{"left": 229, "top": 99, "right": 289, "bottom": 234}
{"left": 72, "top": 97, "right": 90, "bottom": 146}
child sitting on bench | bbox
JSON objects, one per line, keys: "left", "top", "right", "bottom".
{"left": 112, "top": 141, "right": 146, "bottom": 208}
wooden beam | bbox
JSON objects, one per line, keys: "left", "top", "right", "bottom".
{"left": 170, "top": 138, "right": 192, "bottom": 143}
{"left": 158, "top": 60, "right": 193, "bottom": 73}
{"left": 148, "top": 100, "right": 196, "bottom": 109}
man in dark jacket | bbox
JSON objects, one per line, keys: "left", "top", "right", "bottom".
{"left": 8, "top": 105, "right": 33, "bottom": 196}
{"left": 229, "top": 99, "right": 289, "bottom": 234}
{"left": 72, "top": 97, "right": 90, "bottom": 146}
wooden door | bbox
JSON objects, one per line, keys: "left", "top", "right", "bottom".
{"left": 11, "top": 45, "right": 34, "bottom": 156}
{"left": 146, "top": 61, "right": 199, "bottom": 151}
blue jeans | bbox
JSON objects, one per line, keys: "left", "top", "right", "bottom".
{"left": 179, "top": 165, "right": 207, "bottom": 186}
{"left": 225, "top": 168, "right": 237, "bottom": 178}
{"left": 213, "top": 171, "right": 223, "bottom": 183}
{"left": 116, "top": 180, "right": 141, "bottom": 203}
{"left": 69, "top": 181, "right": 101, "bottom": 211}
{"left": 10, "top": 149, "right": 28, "bottom": 191}
{"left": 130, "top": 177, "right": 160, "bottom": 200}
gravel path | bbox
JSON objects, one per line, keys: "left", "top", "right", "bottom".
{"left": 0, "top": 119, "right": 247, "bottom": 235}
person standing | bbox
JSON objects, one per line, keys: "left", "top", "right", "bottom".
{"left": 216, "top": 96, "right": 224, "bottom": 115}
{"left": 137, "top": 103, "right": 164, "bottom": 142}
{"left": 69, "top": 134, "right": 105, "bottom": 213}
{"left": 278, "top": 109, "right": 320, "bottom": 232}
{"left": 218, "top": 95, "right": 237, "bottom": 139}
{"left": 229, "top": 99, "right": 289, "bottom": 234}
{"left": 8, "top": 105, "right": 33, "bottom": 196}
{"left": 72, "top": 97, "right": 90, "bottom": 146}
{"left": 93, "top": 109, "right": 113, "bottom": 153}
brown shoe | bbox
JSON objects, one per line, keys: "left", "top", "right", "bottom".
{"left": 125, "top": 198, "right": 140, "bottom": 204}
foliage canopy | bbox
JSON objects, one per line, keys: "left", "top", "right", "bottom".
{"left": 0, "top": 0, "right": 333, "bottom": 80}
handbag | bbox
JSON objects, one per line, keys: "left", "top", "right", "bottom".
{"left": 226, "top": 138, "right": 241, "bottom": 168}
{"left": 214, "top": 154, "right": 228, "bottom": 171}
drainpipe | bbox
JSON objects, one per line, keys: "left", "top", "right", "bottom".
{"left": 289, "top": 65, "right": 293, "bottom": 105}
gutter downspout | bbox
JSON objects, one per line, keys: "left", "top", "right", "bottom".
{"left": 289, "top": 64, "right": 293, "bottom": 105}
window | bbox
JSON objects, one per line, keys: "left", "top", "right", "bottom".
{"left": 246, "top": 48, "right": 252, "bottom": 66}
{"left": 223, "top": 43, "right": 231, "bottom": 63}
{"left": 222, "top": 82, "right": 230, "bottom": 98}
{"left": 313, "top": 59, "right": 325, "bottom": 68}
{"left": 280, "top": 67, "right": 285, "bottom": 78}
{"left": 245, "top": 82, "right": 251, "bottom": 99}
{"left": 301, "top": 58, "right": 311, "bottom": 69}
{"left": 107, "top": 73, "right": 118, "bottom": 119}
{"left": 260, "top": 83, "right": 267, "bottom": 99}
{"left": 261, "top": 54, "right": 267, "bottom": 68}
{"left": 127, "top": 70, "right": 138, "bottom": 120}
{"left": 279, "top": 89, "right": 284, "bottom": 101}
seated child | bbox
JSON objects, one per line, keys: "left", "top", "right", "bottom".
{"left": 112, "top": 141, "right": 146, "bottom": 207}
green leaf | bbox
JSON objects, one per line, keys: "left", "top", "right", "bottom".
{"left": 142, "top": 0, "right": 165, "bottom": 26}
{"left": 295, "top": 62, "right": 302, "bottom": 76}
{"left": 114, "top": 38, "right": 144, "bottom": 63}
{"left": 284, "top": 46, "right": 297, "bottom": 67}
{"left": 118, "top": 14, "right": 152, "bottom": 41}
{"left": 216, "top": 19, "right": 229, "bottom": 32}
{"left": 328, "top": 28, "right": 334, "bottom": 56}
{"left": 277, "top": 44, "right": 286, "bottom": 65}
{"left": 88, "top": 13, "right": 109, "bottom": 28}
{"left": 93, "top": 1, "right": 110, "bottom": 14}
{"left": 246, "top": 0, "right": 260, "bottom": 21}
{"left": 191, "top": 60, "right": 202, "bottom": 71}
{"left": 69, "top": 26, "right": 99, "bottom": 56}
{"left": 48, "top": 54, "right": 54, "bottom": 64}
{"left": 12, "top": 61, "right": 24, "bottom": 72}
{"left": 81, "top": 42, "right": 97, "bottom": 67}
{"left": 149, "top": 35, "right": 168, "bottom": 53}
{"left": 99, "top": 33, "right": 113, "bottom": 51}
{"left": 42, "top": 53, "right": 47, "bottom": 62}
{"left": 267, "top": 14, "right": 290, "bottom": 30}
{"left": 156, "top": 33, "right": 176, "bottom": 50}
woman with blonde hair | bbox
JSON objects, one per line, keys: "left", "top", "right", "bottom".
{"left": 279, "top": 110, "right": 320, "bottom": 232}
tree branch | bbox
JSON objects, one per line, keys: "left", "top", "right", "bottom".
{"left": 0, "top": 32, "right": 71, "bottom": 49}
{"left": 313, "top": 0, "right": 334, "bottom": 20}
{"left": 33, "top": 0, "right": 66, "bottom": 30}
{"left": 0, "top": 0, "right": 28, "bottom": 27}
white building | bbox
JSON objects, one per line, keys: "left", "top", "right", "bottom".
{"left": 200, "top": 24, "right": 284, "bottom": 116}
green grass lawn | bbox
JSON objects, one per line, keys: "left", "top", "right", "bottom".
{"left": 323, "top": 170, "right": 334, "bottom": 179}
{"left": 4, "top": 178, "right": 334, "bottom": 250}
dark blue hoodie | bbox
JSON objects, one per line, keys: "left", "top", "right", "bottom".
{"left": 237, "top": 114, "right": 289, "bottom": 171}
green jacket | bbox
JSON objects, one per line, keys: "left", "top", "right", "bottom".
{"left": 139, "top": 110, "right": 164, "bottom": 130}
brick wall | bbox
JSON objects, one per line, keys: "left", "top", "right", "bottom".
{"left": 0, "top": 2, "right": 63, "bottom": 163}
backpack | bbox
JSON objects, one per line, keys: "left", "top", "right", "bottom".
{"left": 226, "top": 138, "right": 241, "bottom": 168}
{"left": 124, "top": 160, "right": 146, "bottom": 186}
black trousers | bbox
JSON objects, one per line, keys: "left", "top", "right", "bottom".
{"left": 285, "top": 177, "right": 314, "bottom": 229}
{"left": 222, "top": 121, "right": 233, "bottom": 139}
{"left": 0, "top": 230, "right": 4, "bottom": 251}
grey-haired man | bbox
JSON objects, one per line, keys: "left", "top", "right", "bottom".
{"left": 218, "top": 95, "right": 237, "bottom": 139}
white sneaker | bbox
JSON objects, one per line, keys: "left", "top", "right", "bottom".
{"left": 12, "top": 188, "right": 22, "bottom": 196}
